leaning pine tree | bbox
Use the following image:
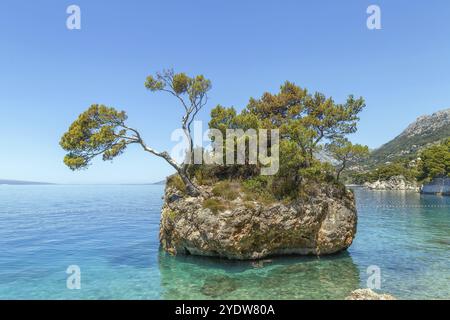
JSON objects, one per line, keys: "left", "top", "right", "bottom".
{"left": 60, "top": 69, "right": 211, "bottom": 196}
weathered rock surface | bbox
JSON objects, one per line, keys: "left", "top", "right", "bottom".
{"left": 363, "top": 175, "right": 419, "bottom": 192}
{"left": 159, "top": 184, "right": 357, "bottom": 260}
{"left": 346, "top": 289, "right": 396, "bottom": 300}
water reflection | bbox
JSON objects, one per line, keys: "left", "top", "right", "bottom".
{"left": 158, "top": 250, "right": 360, "bottom": 299}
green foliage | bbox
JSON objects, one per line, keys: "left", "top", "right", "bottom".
{"left": 326, "top": 138, "right": 369, "bottom": 180}
{"left": 187, "top": 163, "right": 259, "bottom": 183}
{"left": 242, "top": 176, "right": 269, "bottom": 194}
{"left": 61, "top": 69, "right": 212, "bottom": 197}
{"left": 241, "top": 176, "right": 277, "bottom": 203}
{"left": 206, "top": 81, "right": 365, "bottom": 199}
{"left": 209, "top": 82, "right": 365, "bottom": 169}
{"left": 346, "top": 171, "right": 370, "bottom": 185}
{"left": 211, "top": 181, "right": 239, "bottom": 200}
{"left": 358, "top": 139, "right": 449, "bottom": 184}
{"left": 60, "top": 104, "right": 129, "bottom": 170}
{"left": 166, "top": 174, "right": 187, "bottom": 193}
{"left": 145, "top": 69, "right": 212, "bottom": 104}
{"left": 368, "top": 117, "right": 450, "bottom": 166}
{"left": 172, "top": 73, "right": 190, "bottom": 94}
{"left": 62, "top": 74, "right": 366, "bottom": 203}
{"left": 208, "top": 105, "right": 238, "bottom": 135}
{"left": 202, "top": 198, "right": 227, "bottom": 214}
{"left": 365, "top": 162, "right": 418, "bottom": 182}
{"left": 418, "top": 139, "right": 450, "bottom": 182}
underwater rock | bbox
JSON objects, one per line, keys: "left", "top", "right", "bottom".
{"left": 421, "top": 177, "right": 450, "bottom": 195}
{"left": 346, "top": 289, "right": 396, "bottom": 300}
{"left": 201, "top": 275, "right": 239, "bottom": 297}
{"left": 158, "top": 251, "right": 360, "bottom": 299}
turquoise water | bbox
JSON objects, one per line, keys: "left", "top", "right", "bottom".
{"left": 0, "top": 185, "right": 448, "bottom": 299}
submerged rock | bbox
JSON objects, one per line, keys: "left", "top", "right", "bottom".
{"left": 159, "top": 183, "right": 357, "bottom": 260}
{"left": 421, "top": 177, "right": 450, "bottom": 195}
{"left": 346, "top": 289, "right": 396, "bottom": 300}
{"left": 201, "top": 275, "right": 239, "bottom": 297}
{"left": 158, "top": 249, "right": 361, "bottom": 299}
{"left": 363, "top": 175, "right": 419, "bottom": 192}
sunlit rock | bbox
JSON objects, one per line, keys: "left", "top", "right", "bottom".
{"left": 159, "top": 183, "right": 357, "bottom": 260}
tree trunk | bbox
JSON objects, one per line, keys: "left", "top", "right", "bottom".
{"left": 178, "top": 169, "right": 200, "bottom": 196}
{"left": 336, "top": 161, "right": 346, "bottom": 181}
{"left": 138, "top": 140, "right": 201, "bottom": 197}
{"left": 336, "top": 169, "right": 342, "bottom": 181}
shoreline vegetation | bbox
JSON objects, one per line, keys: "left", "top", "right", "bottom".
{"left": 343, "top": 109, "right": 449, "bottom": 193}
{"left": 347, "top": 137, "right": 449, "bottom": 195}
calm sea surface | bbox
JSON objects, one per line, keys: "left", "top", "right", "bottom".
{"left": 0, "top": 185, "right": 448, "bottom": 299}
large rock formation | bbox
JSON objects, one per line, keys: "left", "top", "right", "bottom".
{"left": 159, "top": 184, "right": 357, "bottom": 260}
{"left": 363, "top": 175, "right": 419, "bottom": 191}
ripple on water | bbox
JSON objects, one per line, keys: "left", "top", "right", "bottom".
{"left": 0, "top": 185, "right": 448, "bottom": 299}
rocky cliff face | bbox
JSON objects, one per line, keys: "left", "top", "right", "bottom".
{"left": 402, "top": 109, "right": 450, "bottom": 138}
{"left": 363, "top": 175, "right": 419, "bottom": 191}
{"left": 159, "top": 184, "right": 357, "bottom": 260}
{"left": 369, "top": 108, "right": 450, "bottom": 165}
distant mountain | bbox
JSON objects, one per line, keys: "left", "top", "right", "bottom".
{"left": 151, "top": 180, "right": 166, "bottom": 185}
{"left": 0, "top": 179, "right": 54, "bottom": 185}
{"left": 369, "top": 108, "right": 450, "bottom": 165}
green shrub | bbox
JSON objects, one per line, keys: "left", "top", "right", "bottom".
{"left": 365, "top": 162, "right": 417, "bottom": 182}
{"left": 418, "top": 139, "right": 450, "bottom": 182}
{"left": 242, "top": 176, "right": 268, "bottom": 194}
{"left": 202, "top": 198, "right": 227, "bottom": 213}
{"left": 211, "top": 181, "right": 239, "bottom": 200}
{"left": 166, "top": 174, "right": 186, "bottom": 193}
{"left": 241, "top": 176, "right": 278, "bottom": 204}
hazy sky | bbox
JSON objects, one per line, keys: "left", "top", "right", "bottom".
{"left": 1, "top": 0, "right": 449, "bottom": 183}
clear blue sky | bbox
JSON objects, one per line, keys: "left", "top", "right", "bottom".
{"left": 1, "top": 0, "right": 449, "bottom": 184}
